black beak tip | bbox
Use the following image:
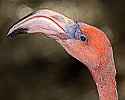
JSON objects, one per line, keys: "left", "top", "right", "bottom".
{"left": 7, "top": 28, "right": 28, "bottom": 39}
{"left": 7, "top": 32, "right": 17, "bottom": 39}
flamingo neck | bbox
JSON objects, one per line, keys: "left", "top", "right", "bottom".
{"left": 90, "top": 63, "right": 118, "bottom": 100}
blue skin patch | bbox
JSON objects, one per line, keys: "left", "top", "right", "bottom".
{"left": 64, "top": 22, "right": 86, "bottom": 41}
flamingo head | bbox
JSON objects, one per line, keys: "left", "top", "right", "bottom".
{"left": 7, "top": 9, "right": 114, "bottom": 71}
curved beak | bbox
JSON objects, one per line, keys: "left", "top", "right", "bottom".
{"left": 7, "top": 9, "right": 75, "bottom": 40}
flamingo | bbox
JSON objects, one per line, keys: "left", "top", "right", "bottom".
{"left": 7, "top": 9, "right": 118, "bottom": 100}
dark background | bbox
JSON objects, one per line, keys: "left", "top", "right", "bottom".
{"left": 0, "top": 0, "right": 125, "bottom": 100}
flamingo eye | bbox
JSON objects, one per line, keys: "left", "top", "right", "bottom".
{"left": 80, "top": 34, "right": 86, "bottom": 41}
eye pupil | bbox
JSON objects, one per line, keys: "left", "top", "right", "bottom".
{"left": 80, "top": 35, "right": 86, "bottom": 41}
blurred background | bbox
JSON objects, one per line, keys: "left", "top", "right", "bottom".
{"left": 0, "top": 0, "right": 125, "bottom": 100}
